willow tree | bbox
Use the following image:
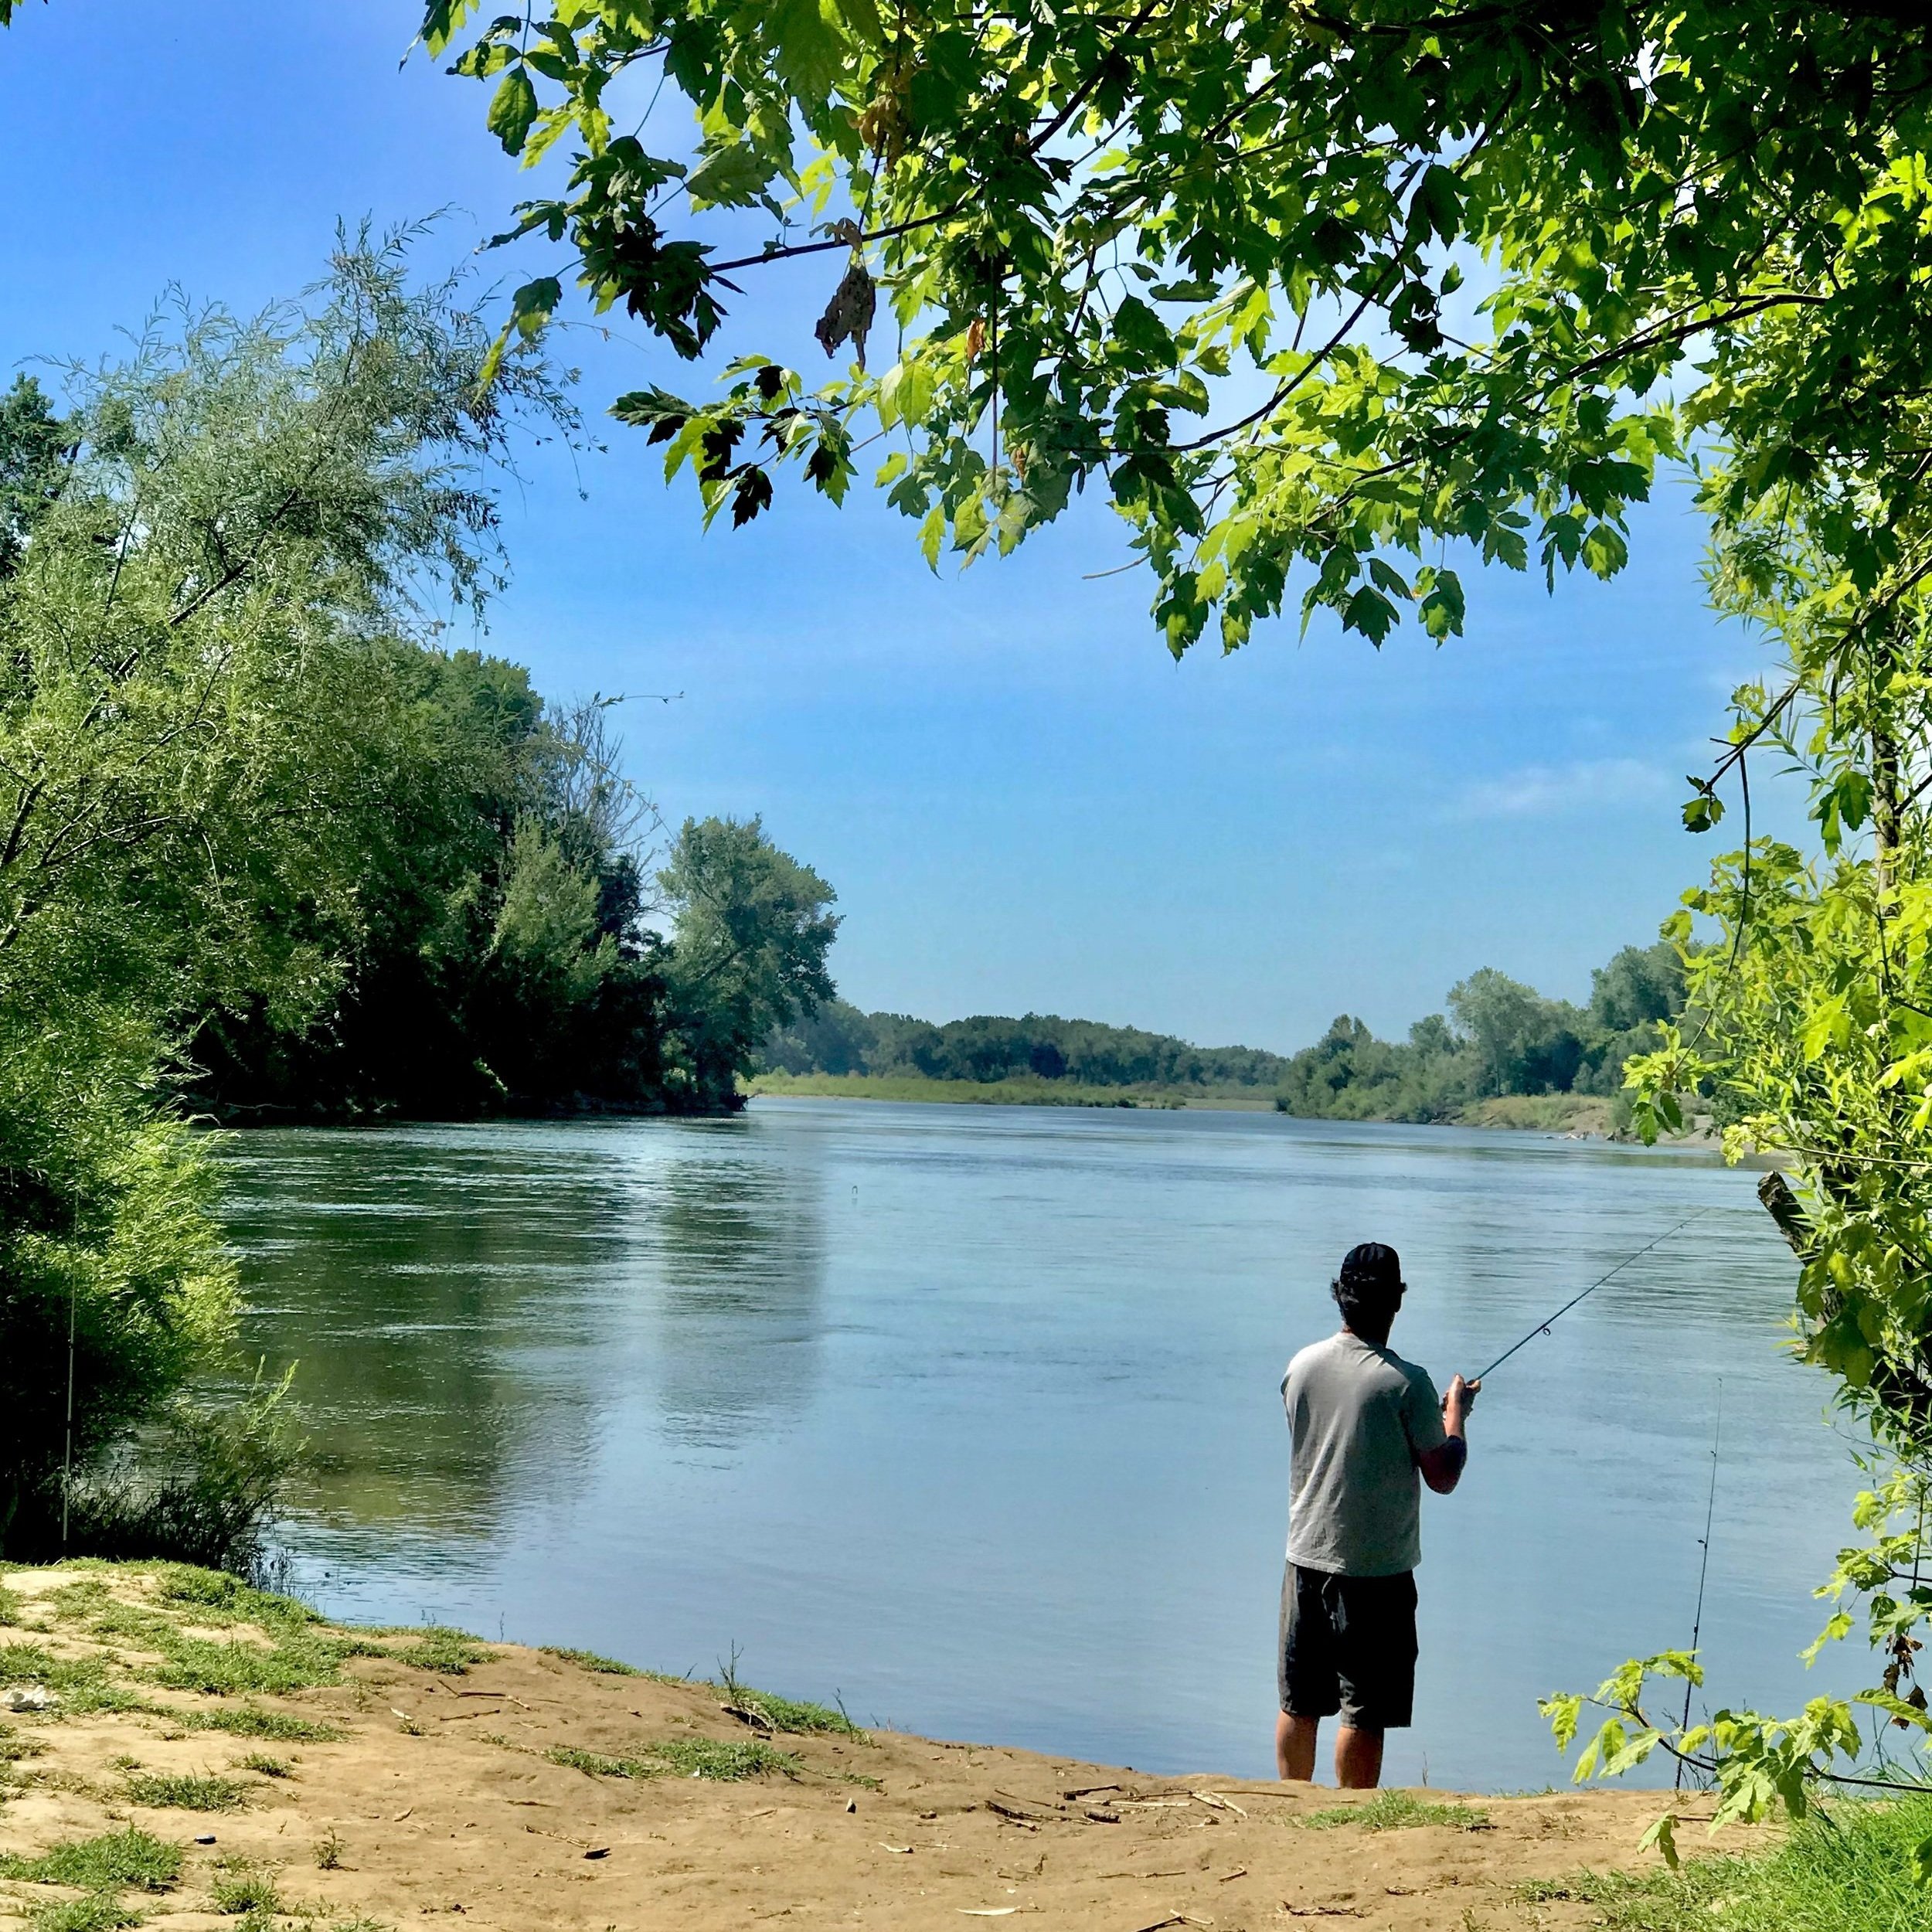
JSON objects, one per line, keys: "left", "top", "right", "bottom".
{"left": 0, "top": 240, "right": 570, "bottom": 1560}
{"left": 421, "top": 0, "right": 1932, "bottom": 1839}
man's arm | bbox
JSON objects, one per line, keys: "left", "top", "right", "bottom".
{"left": 1418, "top": 1376, "right": 1479, "bottom": 1495}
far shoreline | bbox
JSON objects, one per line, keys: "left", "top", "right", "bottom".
{"left": 743, "top": 1070, "right": 1624, "bottom": 1137}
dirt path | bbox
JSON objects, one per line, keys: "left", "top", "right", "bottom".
{"left": 0, "top": 1563, "right": 1751, "bottom": 1931}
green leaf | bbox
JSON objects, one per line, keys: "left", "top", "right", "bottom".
{"left": 487, "top": 66, "right": 539, "bottom": 155}
{"left": 881, "top": 359, "right": 936, "bottom": 428}
{"left": 1682, "top": 788, "right": 1725, "bottom": 832}
{"left": 1911, "top": 1834, "right": 1932, "bottom": 1887}
{"left": 1113, "top": 296, "right": 1176, "bottom": 365}
{"left": 685, "top": 142, "right": 772, "bottom": 210}
{"left": 1541, "top": 1694, "right": 1583, "bottom": 1753}
{"left": 510, "top": 276, "right": 560, "bottom": 342}
{"left": 1638, "top": 1813, "right": 1679, "bottom": 1870}
{"left": 420, "top": 0, "right": 478, "bottom": 57}
{"left": 769, "top": 0, "right": 845, "bottom": 100}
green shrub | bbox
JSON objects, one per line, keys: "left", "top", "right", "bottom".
{"left": 0, "top": 1828, "right": 183, "bottom": 1889}
{"left": 63, "top": 1376, "right": 298, "bottom": 1579}
{"left": 122, "top": 1770, "right": 247, "bottom": 1811}
{"left": 0, "top": 1008, "right": 239, "bottom": 1564}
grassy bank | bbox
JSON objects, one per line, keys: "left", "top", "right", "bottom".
{"left": 746, "top": 1070, "right": 1619, "bottom": 1134}
{"left": 742, "top": 1070, "right": 1279, "bottom": 1110}
{"left": 1540, "top": 1794, "right": 1932, "bottom": 1932}
{"left": 1459, "top": 1093, "right": 1616, "bottom": 1134}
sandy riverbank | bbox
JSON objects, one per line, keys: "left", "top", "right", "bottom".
{"left": 0, "top": 1562, "right": 1755, "bottom": 1932}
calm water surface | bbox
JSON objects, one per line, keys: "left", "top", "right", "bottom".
{"left": 216, "top": 1100, "right": 1866, "bottom": 1791}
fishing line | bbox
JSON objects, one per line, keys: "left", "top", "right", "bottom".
{"left": 1675, "top": 1378, "right": 1723, "bottom": 1792}
{"left": 61, "top": 1269, "right": 77, "bottom": 1553}
{"left": 1469, "top": 1206, "right": 1711, "bottom": 1384}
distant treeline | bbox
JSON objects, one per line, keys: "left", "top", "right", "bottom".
{"left": 763, "top": 1005, "right": 1293, "bottom": 1089}
{"left": 1271, "top": 944, "right": 1685, "bottom": 1122}
{"left": 761, "top": 941, "right": 1686, "bottom": 1121}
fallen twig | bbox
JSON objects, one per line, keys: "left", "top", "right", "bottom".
{"left": 1192, "top": 1791, "right": 1247, "bottom": 1818}
{"left": 986, "top": 1800, "right": 1044, "bottom": 1829}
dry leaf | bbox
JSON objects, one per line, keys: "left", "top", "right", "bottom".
{"left": 815, "top": 260, "right": 876, "bottom": 369}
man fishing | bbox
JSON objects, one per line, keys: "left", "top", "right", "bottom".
{"left": 1276, "top": 1240, "right": 1478, "bottom": 1789}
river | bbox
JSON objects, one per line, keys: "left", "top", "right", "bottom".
{"left": 216, "top": 1099, "right": 1867, "bottom": 1793}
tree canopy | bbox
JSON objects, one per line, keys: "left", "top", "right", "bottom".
{"left": 424, "top": 2, "right": 1932, "bottom": 653}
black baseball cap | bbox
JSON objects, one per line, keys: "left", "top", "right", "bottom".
{"left": 1338, "top": 1241, "right": 1403, "bottom": 1289}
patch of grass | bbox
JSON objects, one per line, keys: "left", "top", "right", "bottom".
{"left": 714, "top": 1649, "right": 866, "bottom": 1739}
{"left": 730, "top": 1690, "right": 867, "bottom": 1740}
{"left": 175, "top": 1704, "right": 345, "bottom": 1743}
{"left": 209, "top": 1864, "right": 284, "bottom": 1914}
{"left": 1525, "top": 1794, "right": 1932, "bottom": 1932}
{"left": 1300, "top": 1789, "right": 1491, "bottom": 1832}
{"left": 539, "top": 1646, "right": 651, "bottom": 1677}
{"left": 0, "top": 1720, "right": 46, "bottom": 1762}
{"left": 0, "top": 1828, "right": 183, "bottom": 1890}
{"left": 546, "top": 1737, "right": 800, "bottom": 1782}
{"left": 147, "top": 1632, "right": 342, "bottom": 1696}
{"left": 327, "top": 1920, "right": 392, "bottom": 1932}
{"left": 0, "top": 1643, "right": 145, "bottom": 1713}
{"left": 46, "top": 1580, "right": 114, "bottom": 1621}
{"left": 26, "top": 1896, "right": 144, "bottom": 1932}
{"left": 149, "top": 1566, "right": 318, "bottom": 1630}
{"left": 376, "top": 1627, "right": 495, "bottom": 1675}
{"left": 122, "top": 1770, "right": 247, "bottom": 1811}
{"left": 0, "top": 1582, "right": 23, "bottom": 1624}
{"left": 235, "top": 1751, "right": 292, "bottom": 1777}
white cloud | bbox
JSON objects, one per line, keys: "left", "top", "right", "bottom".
{"left": 1454, "top": 757, "right": 1673, "bottom": 819}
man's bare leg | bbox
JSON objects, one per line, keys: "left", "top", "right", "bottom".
{"left": 1334, "top": 1726, "right": 1383, "bottom": 1789}
{"left": 1276, "top": 1711, "right": 1318, "bottom": 1781}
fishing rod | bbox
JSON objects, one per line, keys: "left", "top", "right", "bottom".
{"left": 1470, "top": 1206, "right": 1711, "bottom": 1385}
{"left": 1675, "top": 1378, "right": 1723, "bottom": 1791}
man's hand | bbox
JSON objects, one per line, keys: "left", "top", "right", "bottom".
{"left": 1444, "top": 1375, "right": 1481, "bottom": 1428}
{"left": 1420, "top": 1377, "right": 1479, "bottom": 1495}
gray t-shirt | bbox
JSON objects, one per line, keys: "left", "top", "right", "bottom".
{"left": 1281, "top": 1332, "right": 1447, "bottom": 1577}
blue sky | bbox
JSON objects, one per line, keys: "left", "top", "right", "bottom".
{"left": 0, "top": 3, "right": 1787, "bottom": 1052}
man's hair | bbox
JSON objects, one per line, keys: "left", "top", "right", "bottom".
{"left": 1332, "top": 1240, "right": 1404, "bottom": 1341}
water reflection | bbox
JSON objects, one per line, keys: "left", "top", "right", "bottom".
{"left": 220, "top": 1121, "right": 832, "bottom": 1536}
{"left": 638, "top": 1139, "right": 829, "bottom": 1450}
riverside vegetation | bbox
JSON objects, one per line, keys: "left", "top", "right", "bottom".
{"left": 756, "top": 939, "right": 1685, "bottom": 1128}
{"left": 0, "top": 240, "right": 835, "bottom": 1568}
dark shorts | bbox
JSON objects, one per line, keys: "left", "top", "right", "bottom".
{"left": 1277, "top": 1563, "right": 1418, "bottom": 1733}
